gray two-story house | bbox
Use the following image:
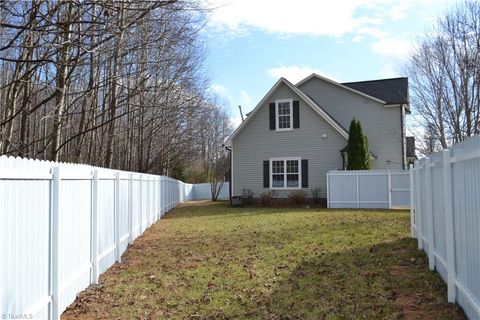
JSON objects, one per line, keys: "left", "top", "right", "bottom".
{"left": 225, "top": 74, "right": 409, "bottom": 198}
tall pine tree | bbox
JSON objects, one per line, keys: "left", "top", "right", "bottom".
{"left": 357, "top": 120, "right": 371, "bottom": 169}
{"left": 347, "top": 119, "right": 361, "bottom": 169}
{"left": 347, "top": 118, "right": 371, "bottom": 170}
{"left": 363, "top": 136, "right": 371, "bottom": 169}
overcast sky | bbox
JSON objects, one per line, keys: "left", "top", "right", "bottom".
{"left": 201, "top": 0, "right": 457, "bottom": 128}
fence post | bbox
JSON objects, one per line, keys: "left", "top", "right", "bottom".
{"left": 49, "top": 166, "right": 60, "bottom": 320}
{"left": 409, "top": 164, "right": 415, "bottom": 237}
{"left": 91, "top": 170, "right": 99, "bottom": 284}
{"left": 157, "top": 176, "right": 162, "bottom": 220}
{"left": 114, "top": 172, "right": 121, "bottom": 263}
{"left": 356, "top": 172, "right": 359, "bottom": 208}
{"left": 159, "top": 176, "right": 163, "bottom": 216}
{"left": 139, "top": 174, "right": 143, "bottom": 233}
{"left": 425, "top": 157, "right": 435, "bottom": 270}
{"left": 155, "top": 177, "right": 159, "bottom": 221}
{"left": 152, "top": 177, "right": 156, "bottom": 222}
{"left": 387, "top": 170, "right": 392, "bottom": 209}
{"left": 146, "top": 176, "right": 151, "bottom": 227}
{"left": 443, "top": 149, "right": 456, "bottom": 302}
{"left": 128, "top": 173, "right": 133, "bottom": 244}
{"left": 191, "top": 180, "right": 195, "bottom": 202}
{"left": 326, "top": 172, "right": 330, "bottom": 208}
{"left": 163, "top": 177, "right": 166, "bottom": 215}
{"left": 415, "top": 160, "right": 423, "bottom": 249}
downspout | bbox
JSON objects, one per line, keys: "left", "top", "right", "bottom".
{"left": 224, "top": 145, "right": 232, "bottom": 205}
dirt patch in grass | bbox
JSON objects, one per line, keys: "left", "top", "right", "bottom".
{"left": 62, "top": 201, "right": 465, "bottom": 319}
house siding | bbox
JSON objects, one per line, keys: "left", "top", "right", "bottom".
{"left": 232, "top": 83, "right": 345, "bottom": 198}
{"left": 298, "top": 77, "right": 404, "bottom": 169}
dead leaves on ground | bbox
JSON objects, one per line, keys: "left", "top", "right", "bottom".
{"left": 62, "top": 202, "right": 465, "bottom": 319}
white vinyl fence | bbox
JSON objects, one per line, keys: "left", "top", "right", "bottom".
{"left": 0, "top": 156, "right": 194, "bottom": 320}
{"left": 327, "top": 169, "right": 411, "bottom": 209}
{"left": 192, "top": 182, "right": 229, "bottom": 200}
{"left": 412, "top": 135, "right": 480, "bottom": 319}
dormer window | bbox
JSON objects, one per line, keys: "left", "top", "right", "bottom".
{"left": 275, "top": 99, "right": 293, "bottom": 130}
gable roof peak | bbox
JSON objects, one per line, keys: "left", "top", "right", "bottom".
{"left": 296, "top": 73, "right": 387, "bottom": 104}
{"left": 224, "top": 77, "right": 348, "bottom": 146}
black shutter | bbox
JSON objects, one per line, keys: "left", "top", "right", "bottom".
{"left": 301, "top": 159, "right": 308, "bottom": 188}
{"left": 293, "top": 100, "right": 300, "bottom": 128}
{"left": 269, "top": 103, "right": 275, "bottom": 130}
{"left": 263, "top": 161, "right": 270, "bottom": 188}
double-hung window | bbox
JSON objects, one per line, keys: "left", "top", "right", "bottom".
{"left": 275, "top": 99, "right": 293, "bottom": 130}
{"left": 270, "top": 157, "right": 301, "bottom": 189}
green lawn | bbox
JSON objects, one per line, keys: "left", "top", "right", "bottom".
{"left": 63, "top": 201, "right": 465, "bottom": 319}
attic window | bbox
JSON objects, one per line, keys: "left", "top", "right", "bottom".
{"left": 275, "top": 99, "right": 293, "bottom": 130}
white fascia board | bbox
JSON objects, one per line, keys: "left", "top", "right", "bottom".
{"left": 225, "top": 78, "right": 284, "bottom": 146}
{"left": 225, "top": 77, "right": 349, "bottom": 146}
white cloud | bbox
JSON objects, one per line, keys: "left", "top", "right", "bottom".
{"left": 378, "top": 62, "right": 400, "bottom": 78}
{"left": 388, "top": 2, "right": 412, "bottom": 21}
{"left": 267, "top": 65, "right": 338, "bottom": 83}
{"left": 205, "top": 0, "right": 391, "bottom": 37}
{"left": 204, "top": 0, "right": 453, "bottom": 38}
{"left": 356, "top": 27, "right": 389, "bottom": 39}
{"left": 240, "top": 90, "right": 251, "bottom": 105}
{"left": 371, "top": 37, "right": 413, "bottom": 60}
{"left": 210, "top": 84, "right": 229, "bottom": 96}
{"left": 352, "top": 35, "right": 364, "bottom": 42}
{"left": 210, "top": 83, "right": 234, "bottom": 104}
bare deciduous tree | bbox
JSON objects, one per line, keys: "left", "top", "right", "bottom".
{"left": 0, "top": 0, "right": 229, "bottom": 179}
{"left": 406, "top": 1, "right": 480, "bottom": 154}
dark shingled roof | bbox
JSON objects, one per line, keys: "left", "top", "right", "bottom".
{"left": 342, "top": 77, "right": 409, "bottom": 107}
{"left": 406, "top": 136, "right": 416, "bottom": 158}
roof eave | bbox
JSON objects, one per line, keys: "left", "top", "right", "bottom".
{"left": 296, "top": 73, "right": 387, "bottom": 105}
{"left": 225, "top": 77, "right": 349, "bottom": 145}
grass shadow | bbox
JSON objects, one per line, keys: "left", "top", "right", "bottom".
{"left": 62, "top": 203, "right": 465, "bottom": 320}
{"left": 263, "top": 238, "right": 465, "bottom": 319}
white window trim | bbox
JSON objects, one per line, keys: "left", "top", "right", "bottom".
{"left": 275, "top": 98, "right": 293, "bottom": 131}
{"left": 269, "top": 156, "right": 302, "bottom": 190}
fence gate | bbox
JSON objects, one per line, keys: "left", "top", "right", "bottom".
{"left": 327, "top": 169, "right": 411, "bottom": 209}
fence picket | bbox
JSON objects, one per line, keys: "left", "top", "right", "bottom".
{"left": 425, "top": 157, "right": 435, "bottom": 271}
{"left": 50, "top": 167, "right": 60, "bottom": 320}
{"left": 114, "top": 172, "right": 121, "bottom": 263}
{"left": 414, "top": 161, "right": 423, "bottom": 250}
{"left": 326, "top": 169, "right": 410, "bottom": 209}
{"left": 91, "top": 170, "right": 99, "bottom": 284}
{"left": 412, "top": 135, "right": 480, "bottom": 319}
{"left": 387, "top": 170, "right": 392, "bottom": 209}
{"left": 442, "top": 149, "right": 456, "bottom": 302}
{"left": 128, "top": 174, "right": 133, "bottom": 245}
{"left": 0, "top": 156, "right": 203, "bottom": 319}
{"left": 409, "top": 164, "right": 415, "bottom": 237}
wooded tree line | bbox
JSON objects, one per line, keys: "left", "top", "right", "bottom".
{"left": 407, "top": 1, "right": 480, "bottom": 154}
{"left": 0, "top": 0, "right": 231, "bottom": 177}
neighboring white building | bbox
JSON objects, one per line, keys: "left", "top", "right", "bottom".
{"left": 225, "top": 74, "right": 409, "bottom": 198}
